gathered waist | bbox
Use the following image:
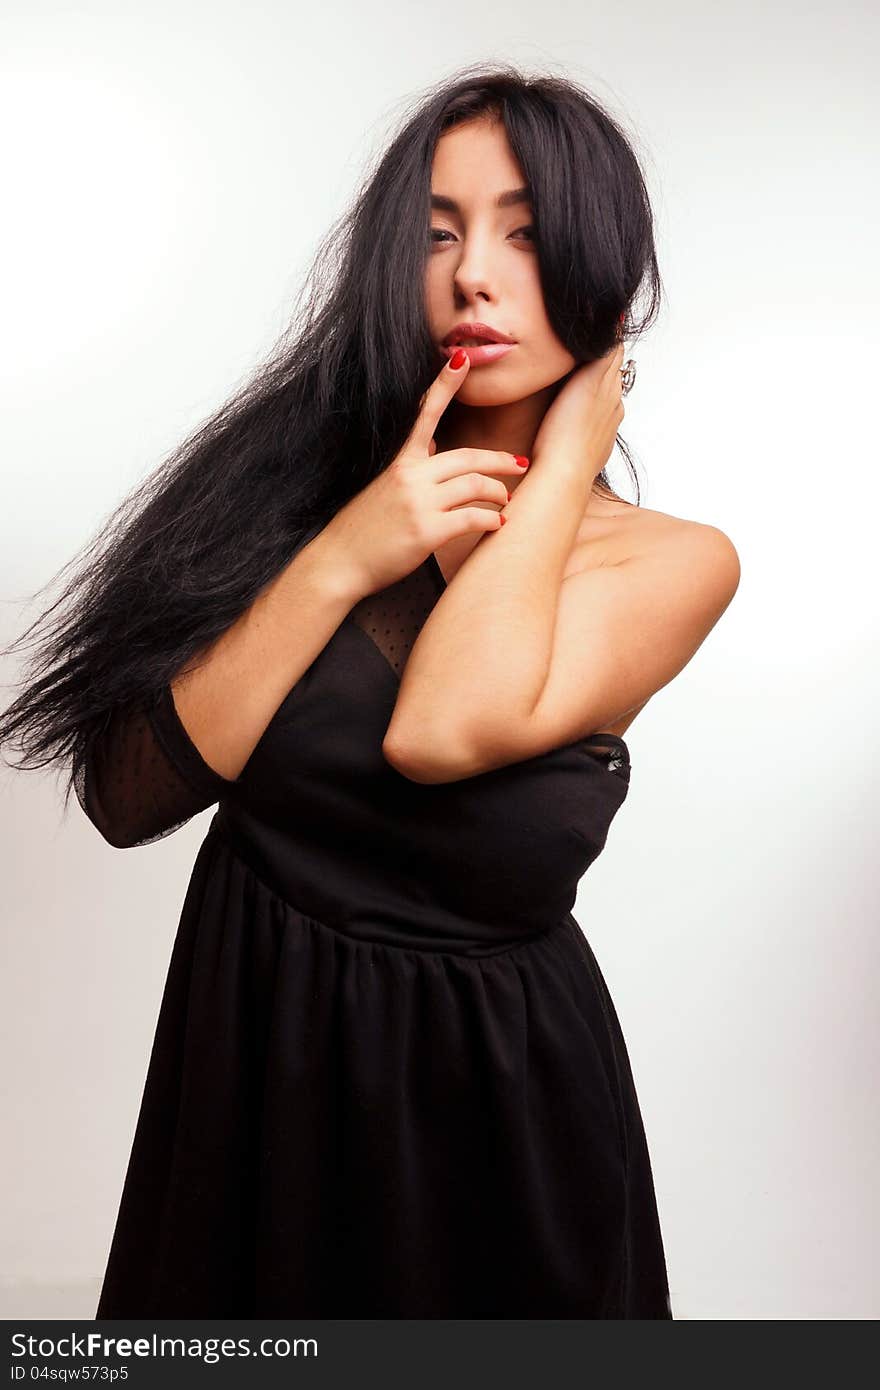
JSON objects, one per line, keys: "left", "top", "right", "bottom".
{"left": 211, "top": 806, "right": 570, "bottom": 958}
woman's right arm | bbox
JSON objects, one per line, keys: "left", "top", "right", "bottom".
{"left": 77, "top": 350, "right": 518, "bottom": 847}
{"left": 77, "top": 529, "right": 363, "bottom": 849}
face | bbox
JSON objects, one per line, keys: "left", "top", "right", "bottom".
{"left": 425, "top": 116, "right": 577, "bottom": 408}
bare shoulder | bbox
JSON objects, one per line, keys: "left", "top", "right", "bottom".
{"left": 561, "top": 501, "right": 741, "bottom": 741}
{"left": 570, "top": 498, "right": 740, "bottom": 593}
{"left": 620, "top": 508, "right": 742, "bottom": 625}
{"left": 635, "top": 505, "right": 738, "bottom": 573}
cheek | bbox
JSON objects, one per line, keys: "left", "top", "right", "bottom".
{"left": 515, "top": 281, "right": 568, "bottom": 350}
{"left": 423, "top": 271, "right": 440, "bottom": 330}
{"left": 517, "top": 317, "right": 576, "bottom": 378}
{"left": 424, "top": 259, "right": 448, "bottom": 305}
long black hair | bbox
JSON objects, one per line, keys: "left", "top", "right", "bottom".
{"left": 0, "top": 61, "right": 662, "bottom": 813}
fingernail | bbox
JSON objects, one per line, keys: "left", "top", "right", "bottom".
{"left": 514, "top": 455, "right": 529, "bottom": 468}
{"left": 449, "top": 348, "right": 467, "bottom": 370}
{"left": 506, "top": 490, "right": 511, "bottom": 502}
{"left": 500, "top": 513, "right": 507, "bottom": 525}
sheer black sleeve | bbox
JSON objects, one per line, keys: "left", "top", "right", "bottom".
{"left": 74, "top": 685, "right": 240, "bottom": 849}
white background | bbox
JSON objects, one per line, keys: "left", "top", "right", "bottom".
{"left": 2, "top": 0, "right": 878, "bottom": 1320}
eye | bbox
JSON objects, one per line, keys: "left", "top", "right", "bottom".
{"left": 428, "top": 225, "right": 536, "bottom": 245}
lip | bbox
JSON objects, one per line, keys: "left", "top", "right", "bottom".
{"left": 442, "top": 321, "right": 516, "bottom": 347}
{"left": 443, "top": 342, "right": 516, "bottom": 366}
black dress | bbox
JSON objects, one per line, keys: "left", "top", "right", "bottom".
{"left": 79, "top": 553, "right": 672, "bottom": 1318}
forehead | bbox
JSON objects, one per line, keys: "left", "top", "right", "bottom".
{"left": 430, "top": 117, "right": 526, "bottom": 199}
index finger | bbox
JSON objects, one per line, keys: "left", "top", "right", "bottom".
{"left": 409, "top": 352, "right": 470, "bottom": 452}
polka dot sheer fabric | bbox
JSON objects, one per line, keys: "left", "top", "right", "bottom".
{"left": 74, "top": 686, "right": 238, "bottom": 850}
{"left": 347, "top": 559, "right": 440, "bottom": 678}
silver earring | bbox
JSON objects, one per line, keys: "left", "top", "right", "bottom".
{"left": 620, "top": 359, "right": 637, "bottom": 395}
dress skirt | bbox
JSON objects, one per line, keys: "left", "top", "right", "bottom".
{"left": 95, "top": 819, "right": 672, "bottom": 1318}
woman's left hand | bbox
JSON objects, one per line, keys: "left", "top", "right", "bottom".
{"left": 530, "top": 341, "right": 626, "bottom": 479}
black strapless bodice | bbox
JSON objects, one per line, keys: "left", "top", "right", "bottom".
{"left": 216, "top": 556, "right": 631, "bottom": 952}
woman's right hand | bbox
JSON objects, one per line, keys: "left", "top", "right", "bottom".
{"left": 320, "top": 351, "right": 530, "bottom": 598}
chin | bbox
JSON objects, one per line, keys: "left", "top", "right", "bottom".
{"left": 455, "top": 379, "right": 529, "bottom": 407}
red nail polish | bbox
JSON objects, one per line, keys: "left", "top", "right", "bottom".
{"left": 500, "top": 513, "right": 507, "bottom": 525}
{"left": 449, "top": 348, "right": 467, "bottom": 370}
{"left": 514, "top": 455, "right": 529, "bottom": 468}
{"left": 506, "top": 490, "right": 511, "bottom": 502}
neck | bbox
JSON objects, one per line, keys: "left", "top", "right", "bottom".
{"left": 432, "top": 385, "right": 557, "bottom": 462}
{"left": 431, "top": 384, "right": 622, "bottom": 513}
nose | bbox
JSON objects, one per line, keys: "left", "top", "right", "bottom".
{"left": 452, "top": 228, "right": 496, "bottom": 303}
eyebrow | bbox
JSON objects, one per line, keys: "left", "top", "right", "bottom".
{"left": 430, "top": 186, "right": 533, "bottom": 213}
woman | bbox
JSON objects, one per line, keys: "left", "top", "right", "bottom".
{"left": 0, "top": 65, "right": 739, "bottom": 1317}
